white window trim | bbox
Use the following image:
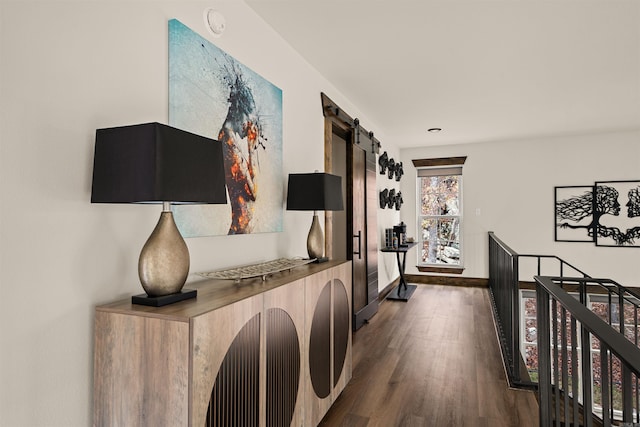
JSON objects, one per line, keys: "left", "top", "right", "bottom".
{"left": 415, "top": 167, "right": 464, "bottom": 269}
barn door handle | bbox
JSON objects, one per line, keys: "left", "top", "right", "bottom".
{"left": 353, "top": 231, "right": 362, "bottom": 259}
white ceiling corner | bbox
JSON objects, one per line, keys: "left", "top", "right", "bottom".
{"left": 245, "top": 0, "right": 640, "bottom": 148}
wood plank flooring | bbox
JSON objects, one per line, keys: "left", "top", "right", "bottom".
{"left": 319, "top": 284, "right": 539, "bottom": 427}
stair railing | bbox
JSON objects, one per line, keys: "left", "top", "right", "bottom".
{"left": 535, "top": 275, "right": 640, "bottom": 427}
{"left": 489, "top": 232, "right": 640, "bottom": 426}
{"left": 488, "top": 232, "right": 589, "bottom": 388}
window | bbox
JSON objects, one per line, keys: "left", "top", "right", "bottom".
{"left": 414, "top": 158, "right": 465, "bottom": 269}
{"left": 521, "top": 290, "right": 539, "bottom": 382}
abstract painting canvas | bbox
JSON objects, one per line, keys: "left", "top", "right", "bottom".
{"left": 169, "top": 19, "right": 283, "bottom": 236}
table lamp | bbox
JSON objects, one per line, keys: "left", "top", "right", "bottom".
{"left": 91, "top": 122, "right": 227, "bottom": 306}
{"left": 286, "top": 172, "right": 343, "bottom": 263}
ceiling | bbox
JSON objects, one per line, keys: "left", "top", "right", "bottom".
{"left": 245, "top": 0, "right": 640, "bottom": 148}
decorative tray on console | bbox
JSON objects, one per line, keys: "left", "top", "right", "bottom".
{"left": 198, "top": 257, "right": 316, "bottom": 282}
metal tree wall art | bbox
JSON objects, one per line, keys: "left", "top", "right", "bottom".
{"left": 555, "top": 181, "right": 640, "bottom": 247}
{"left": 555, "top": 186, "right": 594, "bottom": 242}
{"left": 595, "top": 181, "right": 640, "bottom": 246}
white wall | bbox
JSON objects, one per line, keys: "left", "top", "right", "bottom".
{"left": 0, "top": 1, "right": 391, "bottom": 425}
{"left": 400, "top": 130, "right": 640, "bottom": 286}
{"left": 376, "top": 146, "right": 402, "bottom": 289}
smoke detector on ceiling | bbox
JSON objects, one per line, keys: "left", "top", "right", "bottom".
{"left": 204, "top": 9, "right": 226, "bottom": 37}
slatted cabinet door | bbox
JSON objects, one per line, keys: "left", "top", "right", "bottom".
{"left": 331, "top": 261, "right": 352, "bottom": 402}
{"left": 305, "top": 263, "right": 352, "bottom": 426}
{"left": 191, "top": 294, "right": 263, "bottom": 427}
{"left": 263, "top": 278, "right": 306, "bottom": 427}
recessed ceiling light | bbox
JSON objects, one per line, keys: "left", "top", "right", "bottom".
{"left": 427, "top": 128, "right": 442, "bottom": 133}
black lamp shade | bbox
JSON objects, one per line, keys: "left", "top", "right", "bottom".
{"left": 91, "top": 122, "right": 227, "bottom": 204}
{"left": 286, "top": 173, "right": 344, "bottom": 211}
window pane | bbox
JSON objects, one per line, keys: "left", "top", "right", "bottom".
{"left": 437, "top": 219, "right": 460, "bottom": 263}
{"left": 420, "top": 218, "right": 437, "bottom": 263}
{"left": 419, "top": 218, "right": 460, "bottom": 264}
{"left": 420, "top": 175, "right": 460, "bottom": 216}
{"left": 438, "top": 217, "right": 459, "bottom": 242}
{"left": 525, "top": 318, "right": 537, "bottom": 343}
{"left": 525, "top": 345, "right": 538, "bottom": 381}
{"left": 591, "top": 301, "right": 609, "bottom": 323}
{"left": 523, "top": 297, "right": 537, "bottom": 318}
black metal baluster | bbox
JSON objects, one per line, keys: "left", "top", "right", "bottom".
{"left": 581, "top": 323, "right": 593, "bottom": 427}
{"left": 537, "top": 285, "right": 552, "bottom": 427}
{"left": 552, "top": 299, "right": 560, "bottom": 427}
{"left": 571, "top": 317, "right": 579, "bottom": 425}
{"left": 601, "top": 344, "right": 611, "bottom": 427}
{"left": 561, "top": 306, "right": 569, "bottom": 425}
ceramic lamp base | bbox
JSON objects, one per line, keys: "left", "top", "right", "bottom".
{"left": 307, "top": 213, "right": 324, "bottom": 260}
{"left": 138, "top": 208, "right": 190, "bottom": 297}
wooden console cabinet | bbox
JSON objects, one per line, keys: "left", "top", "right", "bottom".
{"left": 94, "top": 260, "right": 351, "bottom": 427}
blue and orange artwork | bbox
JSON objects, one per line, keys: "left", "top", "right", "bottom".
{"left": 169, "top": 19, "right": 283, "bottom": 236}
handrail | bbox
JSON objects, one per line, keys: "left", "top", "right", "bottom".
{"left": 518, "top": 254, "right": 591, "bottom": 279}
{"left": 488, "top": 232, "right": 591, "bottom": 388}
{"left": 488, "top": 231, "right": 518, "bottom": 256}
{"left": 489, "top": 233, "right": 591, "bottom": 280}
{"left": 535, "top": 276, "right": 640, "bottom": 375}
{"left": 535, "top": 275, "right": 640, "bottom": 427}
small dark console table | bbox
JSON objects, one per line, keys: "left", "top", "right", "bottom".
{"left": 381, "top": 242, "right": 417, "bottom": 301}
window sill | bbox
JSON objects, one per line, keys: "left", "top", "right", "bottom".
{"left": 417, "top": 266, "right": 464, "bottom": 274}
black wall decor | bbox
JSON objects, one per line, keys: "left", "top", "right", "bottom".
{"left": 378, "top": 151, "right": 389, "bottom": 175}
{"left": 554, "top": 185, "right": 594, "bottom": 243}
{"left": 555, "top": 180, "right": 640, "bottom": 247}
{"left": 378, "top": 152, "right": 403, "bottom": 181}
{"left": 386, "top": 189, "right": 396, "bottom": 209}
{"left": 379, "top": 189, "right": 388, "bottom": 209}
{"left": 379, "top": 189, "right": 403, "bottom": 210}
{"left": 387, "top": 159, "right": 395, "bottom": 180}
{"left": 394, "top": 191, "right": 403, "bottom": 210}
{"left": 394, "top": 162, "right": 404, "bottom": 182}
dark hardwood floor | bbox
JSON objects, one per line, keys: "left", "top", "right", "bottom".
{"left": 319, "top": 284, "right": 539, "bottom": 427}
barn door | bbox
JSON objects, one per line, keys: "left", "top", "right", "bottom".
{"left": 322, "top": 93, "right": 379, "bottom": 331}
{"left": 349, "top": 130, "right": 378, "bottom": 330}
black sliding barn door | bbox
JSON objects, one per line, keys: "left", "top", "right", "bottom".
{"left": 322, "top": 92, "right": 379, "bottom": 331}
{"left": 349, "top": 130, "right": 378, "bottom": 330}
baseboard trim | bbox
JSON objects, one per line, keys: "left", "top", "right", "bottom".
{"left": 378, "top": 274, "right": 487, "bottom": 302}
{"left": 405, "top": 274, "right": 489, "bottom": 288}
{"left": 353, "top": 301, "right": 379, "bottom": 330}
{"left": 379, "top": 277, "right": 400, "bottom": 301}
